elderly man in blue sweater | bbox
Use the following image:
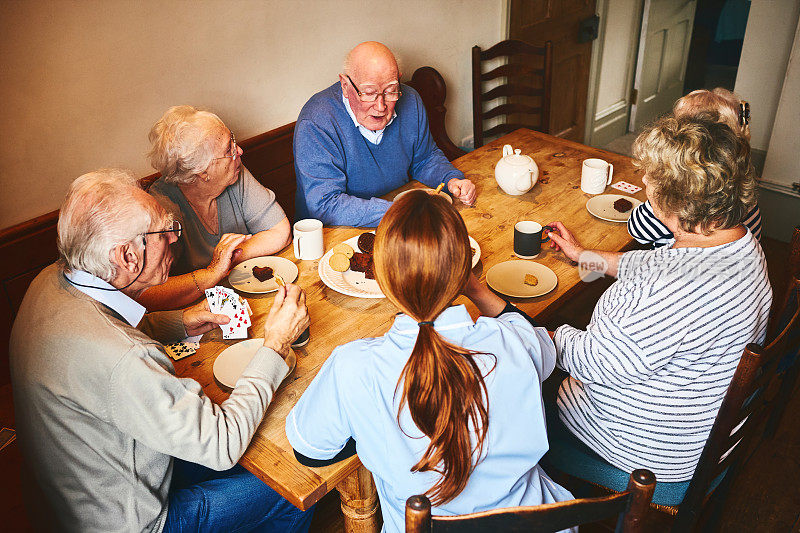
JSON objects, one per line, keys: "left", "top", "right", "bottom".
{"left": 294, "top": 41, "right": 476, "bottom": 227}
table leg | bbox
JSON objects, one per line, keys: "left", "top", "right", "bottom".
{"left": 336, "top": 465, "right": 380, "bottom": 533}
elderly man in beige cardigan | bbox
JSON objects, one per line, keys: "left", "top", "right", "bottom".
{"left": 10, "top": 169, "right": 314, "bottom": 532}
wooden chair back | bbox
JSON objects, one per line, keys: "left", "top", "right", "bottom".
{"left": 471, "top": 39, "right": 553, "bottom": 148}
{"left": 762, "top": 225, "right": 800, "bottom": 439}
{"left": 672, "top": 273, "right": 800, "bottom": 530}
{"left": 405, "top": 469, "right": 655, "bottom": 533}
{"left": 0, "top": 122, "right": 298, "bottom": 389}
{"left": 406, "top": 66, "right": 466, "bottom": 162}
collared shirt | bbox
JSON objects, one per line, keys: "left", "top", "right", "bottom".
{"left": 287, "top": 305, "right": 572, "bottom": 533}
{"left": 64, "top": 269, "right": 145, "bottom": 327}
{"left": 342, "top": 95, "right": 397, "bottom": 145}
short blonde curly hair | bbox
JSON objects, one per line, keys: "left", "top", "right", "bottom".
{"left": 148, "top": 105, "right": 226, "bottom": 185}
{"left": 633, "top": 113, "right": 757, "bottom": 235}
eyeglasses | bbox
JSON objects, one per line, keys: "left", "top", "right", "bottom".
{"left": 212, "top": 132, "right": 238, "bottom": 161}
{"left": 143, "top": 220, "right": 182, "bottom": 240}
{"left": 739, "top": 101, "right": 750, "bottom": 126}
{"left": 346, "top": 75, "right": 402, "bottom": 103}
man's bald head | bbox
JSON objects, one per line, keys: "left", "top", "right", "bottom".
{"left": 343, "top": 41, "right": 400, "bottom": 80}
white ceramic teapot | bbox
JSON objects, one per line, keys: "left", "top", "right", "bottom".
{"left": 494, "top": 144, "right": 539, "bottom": 196}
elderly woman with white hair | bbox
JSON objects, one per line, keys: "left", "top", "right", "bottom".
{"left": 10, "top": 169, "right": 312, "bottom": 532}
{"left": 140, "top": 105, "right": 291, "bottom": 310}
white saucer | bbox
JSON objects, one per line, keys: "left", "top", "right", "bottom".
{"left": 585, "top": 194, "right": 642, "bottom": 223}
{"left": 213, "top": 339, "right": 296, "bottom": 389}
{"left": 229, "top": 257, "right": 299, "bottom": 294}
{"left": 486, "top": 260, "right": 558, "bottom": 298}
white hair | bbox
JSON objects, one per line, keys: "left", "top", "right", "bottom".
{"left": 57, "top": 169, "right": 159, "bottom": 281}
{"left": 148, "top": 105, "right": 226, "bottom": 185}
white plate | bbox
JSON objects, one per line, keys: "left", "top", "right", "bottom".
{"left": 469, "top": 236, "right": 481, "bottom": 269}
{"left": 585, "top": 194, "right": 642, "bottom": 223}
{"left": 486, "top": 260, "right": 558, "bottom": 298}
{"left": 228, "top": 257, "right": 299, "bottom": 294}
{"left": 318, "top": 234, "right": 384, "bottom": 299}
{"left": 318, "top": 233, "right": 482, "bottom": 298}
{"left": 213, "top": 339, "right": 296, "bottom": 389}
{"left": 394, "top": 188, "right": 453, "bottom": 204}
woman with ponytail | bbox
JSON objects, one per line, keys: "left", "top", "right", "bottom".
{"left": 286, "top": 190, "right": 572, "bottom": 532}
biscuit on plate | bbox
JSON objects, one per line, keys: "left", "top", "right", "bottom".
{"left": 329, "top": 253, "right": 350, "bottom": 272}
{"left": 332, "top": 243, "right": 355, "bottom": 258}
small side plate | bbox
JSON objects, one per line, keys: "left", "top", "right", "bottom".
{"left": 586, "top": 194, "right": 643, "bottom": 223}
{"left": 486, "top": 260, "right": 558, "bottom": 298}
{"left": 213, "top": 339, "right": 296, "bottom": 390}
{"left": 229, "top": 257, "right": 299, "bottom": 294}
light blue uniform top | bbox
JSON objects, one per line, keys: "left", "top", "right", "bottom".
{"left": 287, "top": 305, "right": 573, "bottom": 533}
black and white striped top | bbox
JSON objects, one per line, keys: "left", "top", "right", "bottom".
{"left": 554, "top": 231, "right": 772, "bottom": 481}
{"left": 628, "top": 200, "right": 762, "bottom": 248}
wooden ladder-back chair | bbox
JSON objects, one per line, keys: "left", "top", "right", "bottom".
{"left": 543, "top": 269, "right": 800, "bottom": 532}
{"left": 406, "top": 66, "right": 467, "bottom": 162}
{"left": 762, "top": 225, "right": 800, "bottom": 439}
{"left": 471, "top": 39, "right": 553, "bottom": 149}
{"left": 405, "top": 469, "right": 655, "bottom": 533}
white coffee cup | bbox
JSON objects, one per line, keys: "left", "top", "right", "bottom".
{"left": 581, "top": 158, "right": 614, "bottom": 195}
{"left": 293, "top": 219, "right": 324, "bottom": 260}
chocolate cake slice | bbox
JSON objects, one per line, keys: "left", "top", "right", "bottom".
{"left": 252, "top": 266, "right": 274, "bottom": 282}
{"left": 613, "top": 198, "right": 633, "bottom": 213}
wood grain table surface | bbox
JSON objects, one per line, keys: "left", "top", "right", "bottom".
{"left": 173, "top": 128, "right": 646, "bottom": 531}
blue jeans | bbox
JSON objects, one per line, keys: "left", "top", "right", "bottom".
{"left": 163, "top": 459, "right": 314, "bottom": 533}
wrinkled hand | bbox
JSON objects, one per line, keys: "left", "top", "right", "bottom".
{"left": 447, "top": 178, "right": 477, "bottom": 206}
{"left": 546, "top": 221, "right": 585, "bottom": 263}
{"left": 182, "top": 299, "right": 231, "bottom": 337}
{"left": 262, "top": 283, "right": 310, "bottom": 358}
{"left": 206, "top": 233, "right": 251, "bottom": 282}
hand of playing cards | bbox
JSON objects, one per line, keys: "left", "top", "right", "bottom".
{"left": 205, "top": 286, "right": 253, "bottom": 339}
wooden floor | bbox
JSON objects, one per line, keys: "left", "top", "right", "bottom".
{"left": 1, "top": 238, "right": 797, "bottom": 532}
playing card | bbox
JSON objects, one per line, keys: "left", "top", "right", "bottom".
{"left": 165, "top": 341, "right": 197, "bottom": 360}
{"left": 222, "top": 320, "right": 249, "bottom": 339}
{"left": 205, "top": 286, "right": 251, "bottom": 339}
{"left": 610, "top": 181, "right": 642, "bottom": 194}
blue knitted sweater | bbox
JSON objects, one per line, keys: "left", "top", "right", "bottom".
{"left": 293, "top": 82, "right": 464, "bottom": 227}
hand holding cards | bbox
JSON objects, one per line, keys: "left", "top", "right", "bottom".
{"left": 205, "top": 286, "right": 252, "bottom": 339}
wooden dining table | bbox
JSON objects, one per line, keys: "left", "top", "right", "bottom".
{"left": 173, "top": 128, "right": 648, "bottom": 532}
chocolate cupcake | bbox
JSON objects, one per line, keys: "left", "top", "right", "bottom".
{"left": 357, "top": 232, "right": 375, "bottom": 254}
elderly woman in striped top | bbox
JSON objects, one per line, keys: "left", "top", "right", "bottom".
{"left": 628, "top": 88, "right": 762, "bottom": 246}
{"left": 544, "top": 114, "right": 772, "bottom": 486}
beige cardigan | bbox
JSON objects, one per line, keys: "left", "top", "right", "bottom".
{"left": 10, "top": 264, "right": 288, "bottom": 532}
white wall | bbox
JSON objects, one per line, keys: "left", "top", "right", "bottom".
{"left": 0, "top": 0, "right": 504, "bottom": 229}
{"left": 734, "top": 0, "right": 800, "bottom": 151}
{"left": 762, "top": 19, "right": 800, "bottom": 190}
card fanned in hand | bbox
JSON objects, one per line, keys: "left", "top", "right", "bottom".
{"left": 205, "top": 286, "right": 251, "bottom": 340}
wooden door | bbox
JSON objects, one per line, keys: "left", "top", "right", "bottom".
{"left": 629, "top": 0, "right": 697, "bottom": 129}
{"left": 510, "top": 0, "right": 597, "bottom": 143}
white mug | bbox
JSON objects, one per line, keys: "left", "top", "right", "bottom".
{"left": 581, "top": 158, "right": 614, "bottom": 195}
{"left": 293, "top": 219, "right": 324, "bottom": 260}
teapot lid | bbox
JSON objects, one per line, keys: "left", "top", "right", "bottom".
{"left": 503, "top": 148, "right": 533, "bottom": 165}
